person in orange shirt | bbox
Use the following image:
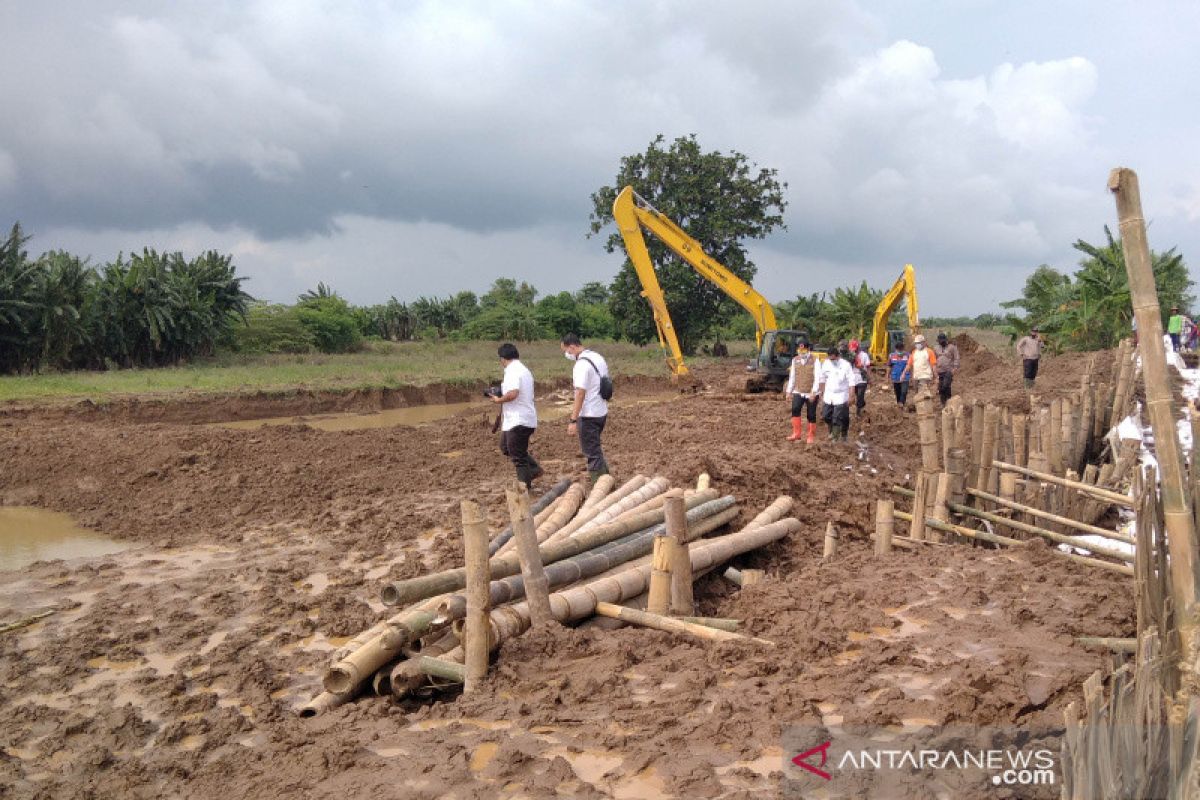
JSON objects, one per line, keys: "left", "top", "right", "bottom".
{"left": 899, "top": 334, "right": 938, "bottom": 396}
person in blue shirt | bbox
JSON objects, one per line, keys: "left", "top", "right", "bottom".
{"left": 888, "top": 345, "right": 910, "bottom": 406}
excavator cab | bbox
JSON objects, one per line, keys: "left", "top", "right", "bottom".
{"left": 744, "top": 329, "right": 817, "bottom": 392}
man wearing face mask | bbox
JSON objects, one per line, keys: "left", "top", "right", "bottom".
{"left": 816, "top": 345, "right": 856, "bottom": 441}
{"left": 561, "top": 333, "right": 610, "bottom": 482}
{"left": 900, "top": 334, "right": 938, "bottom": 397}
{"left": 933, "top": 332, "right": 960, "bottom": 405}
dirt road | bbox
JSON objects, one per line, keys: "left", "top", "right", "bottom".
{"left": 0, "top": 344, "right": 1131, "bottom": 798}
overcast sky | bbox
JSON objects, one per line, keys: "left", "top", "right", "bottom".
{"left": 1, "top": 1, "right": 1197, "bottom": 316}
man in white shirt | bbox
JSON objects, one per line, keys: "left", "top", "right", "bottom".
{"left": 815, "top": 345, "right": 856, "bottom": 441}
{"left": 491, "top": 342, "right": 542, "bottom": 487}
{"left": 561, "top": 333, "right": 610, "bottom": 482}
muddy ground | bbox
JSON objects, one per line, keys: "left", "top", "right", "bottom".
{"left": 0, "top": 343, "right": 1133, "bottom": 799}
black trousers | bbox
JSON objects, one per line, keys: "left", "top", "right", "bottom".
{"left": 937, "top": 371, "right": 953, "bottom": 404}
{"left": 499, "top": 425, "right": 540, "bottom": 485}
{"left": 1023, "top": 358, "right": 1039, "bottom": 381}
{"left": 577, "top": 415, "right": 608, "bottom": 474}
{"left": 853, "top": 383, "right": 867, "bottom": 413}
{"left": 790, "top": 394, "right": 818, "bottom": 422}
{"left": 822, "top": 402, "right": 850, "bottom": 434}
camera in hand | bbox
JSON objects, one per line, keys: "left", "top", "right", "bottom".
{"left": 482, "top": 385, "right": 502, "bottom": 399}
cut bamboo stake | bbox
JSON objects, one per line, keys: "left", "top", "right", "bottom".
{"left": 992, "top": 461, "right": 1134, "bottom": 507}
{"left": 461, "top": 500, "right": 490, "bottom": 694}
{"left": 1012, "top": 414, "right": 1028, "bottom": 469}
{"left": 1112, "top": 167, "right": 1200, "bottom": 675}
{"left": 1075, "top": 636, "right": 1136, "bottom": 653}
{"left": 664, "top": 490, "right": 694, "bottom": 616}
{"left": 941, "top": 405, "right": 954, "bottom": 469}
{"left": 506, "top": 482, "right": 554, "bottom": 627}
{"left": 381, "top": 489, "right": 720, "bottom": 606}
{"left": 647, "top": 535, "right": 673, "bottom": 615}
{"left": 487, "top": 479, "right": 571, "bottom": 556}
{"left": 909, "top": 473, "right": 928, "bottom": 541}
{"left": 969, "top": 401, "right": 985, "bottom": 489}
{"left": 999, "top": 473, "right": 1018, "bottom": 509}
{"left": 696, "top": 473, "right": 711, "bottom": 491}
{"left": 916, "top": 392, "right": 941, "bottom": 474}
{"left": 1049, "top": 398, "right": 1064, "bottom": 476}
{"left": 594, "top": 602, "right": 774, "bottom": 646}
{"left": 931, "top": 472, "right": 950, "bottom": 535}
{"left": 946, "top": 448, "right": 967, "bottom": 508}
{"left": 580, "top": 474, "right": 616, "bottom": 511}
{"left": 875, "top": 499, "right": 895, "bottom": 554}
{"left": 967, "top": 488, "right": 1135, "bottom": 545}
{"left": 893, "top": 487, "right": 1134, "bottom": 564}
{"left": 823, "top": 521, "right": 838, "bottom": 559}
{"left": 977, "top": 405, "right": 1000, "bottom": 499}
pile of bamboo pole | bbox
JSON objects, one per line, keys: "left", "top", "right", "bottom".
{"left": 301, "top": 472, "right": 797, "bottom": 715}
{"left": 882, "top": 344, "right": 1142, "bottom": 572}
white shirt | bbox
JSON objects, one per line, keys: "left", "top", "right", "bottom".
{"left": 500, "top": 360, "right": 538, "bottom": 431}
{"left": 572, "top": 349, "right": 609, "bottom": 418}
{"left": 816, "top": 358, "right": 856, "bottom": 405}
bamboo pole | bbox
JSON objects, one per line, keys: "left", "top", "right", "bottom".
{"left": 0, "top": 609, "right": 55, "bottom": 634}
{"left": 389, "top": 636, "right": 460, "bottom": 700}
{"left": 696, "top": 473, "right": 711, "bottom": 492}
{"left": 487, "top": 479, "right": 571, "bottom": 556}
{"left": 664, "top": 490, "right": 694, "bottom": 616}
{"left": 461, "top": 500, "right": 490, "bottom": 694}
{"left": 299, "top": 689, "right": 357, "bottom": 718}
{"left": 543, "top": 475, "right": 653, "bottom": 545}
{"left": 941, "top": 405, "right": 954, "bottom": 469}
{"left": 647, "top": 535, "right": 672, "bottom": 615}
{"left": 524, "top": 483, "right": 585, "bottom": 546}
{"left": 580, "top": 474, "right": 616, "bottom": 511}
{"left": 1111, "top": 167, "right": 1200, "bottom": 672}
{"left": 574, "top": 476, "right": 670, "bottom": 536}
{"left": 324, "top": 601, "right": 444, "bottom": 694}
{"left": 977, "top": 405, "right": 1000, "bottom": 499}
{"left": 381, "top": 489, "right": 720, "bottom": 606}
{"left": 742, "top": 496, "right": 796, "bottom": 531}
{"left": 916, "top": 392, "right": 941, "bottom": 474}
{"left": 992, "top": 461, "right": 1134, "bottom": 507}
{"left": 507, "top": 482, "right": 554, "bottom": 627}
{"left": 893, "top": 487, "right": 1134, "bottom": 564}
{"left": 1012, "top": 414, "right": 1028, "bottom": 469}
{"left": 969, "top": 401, "right": 985, "bottom": 489}
{"left": 894, "top": 510, "right": 1133, "bottom": 576}
{"left": 823, "top": 521, "right": 838, "bottom": 559}
{"left": 875, "top": 499, "right": 895, "bottom": 554}
{"left": 1048, "top": 399, "right": 1063, "bottom": 476}
{"left": 1062, "top": 397, "right": 1078, "bottom": 476}
{"left": 475, "top": 518, "right": 801, "bottom": 651}
{"left": 946, "top": 447, "right": 967, "bottom": 508}
{"left": 411, "top": 655, "right": 466, "bottom": 683}
{"left": 1075, "top": 636, "right": 1136, "bottom": 654}
{"left": 999, "top": 473, "right": 1018, "bottom": 509}
{"left": 967, "top": 488, "right": 1136, "bottom": 545}
{"left": 593, "top": 602, "right": 775, "bottom": 646}
{"left": 909, "top": 472, "right": 928, "bottom": 541}
{"left": 932, "top": 473, "right": 950, "bottom": 534}
{"left": 679, "top": 616, "right": 740, "bottom": 632}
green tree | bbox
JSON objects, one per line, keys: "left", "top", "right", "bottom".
{"left": 574, "top": 282, "right": 609, "bottom": 306}
{"left": 535, "top": 291, "right": 583, "bottom": 338}
{"left": 824, "top": 281, "right": 883, "bottom": 344}
{"left": 0, "top": 224, "right": 39, "bottom": 372}
{"left": 481, "top": 278, "right": 537, "bottom": 309}
{"left": 297, "top": 285, "right": 362, "bottom": 353}
{"left": 588, "top": 134, "right": 787, "bottom": 355}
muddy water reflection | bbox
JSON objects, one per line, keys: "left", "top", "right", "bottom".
{"left": 0, "top": 507, "right": 129, "bottom": 571}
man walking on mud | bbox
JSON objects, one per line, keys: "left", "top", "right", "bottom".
{"left": 816, "top": 345, "right": 855, "bottom": 441}
{"left": 1016, "top": 327, "right": 1043, "bottom": 391}
{"left": 561, "top": 333, "right": 611, "bottom": 482}
{"left": 785, "top": 339, "right": 819, "bottom": 444}
{"left": 933, "top": 332, "right": 959, "bottom": 405}
{"left": 492, "top": 343, "right": 543, "bottom": 488}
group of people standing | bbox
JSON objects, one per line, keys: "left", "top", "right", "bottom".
{"left": 490, "top": 334, "right": 611, "bottom": 489}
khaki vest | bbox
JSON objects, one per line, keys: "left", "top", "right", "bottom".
{"left": 791, "top": 356, "right": 817, "bottom": 391}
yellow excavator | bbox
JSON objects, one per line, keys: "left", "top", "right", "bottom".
{"left": 867, "top": 263, "right": 921, "bottom": 366}
{"left": 612, "top": 186, "right": 814, "bottom": 390}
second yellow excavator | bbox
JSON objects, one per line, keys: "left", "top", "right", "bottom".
{"left": 868, "top": 263, "right": 921, "bottom": 366}
{"left": 612, "top": 186, "right": 813, "bottom": 390}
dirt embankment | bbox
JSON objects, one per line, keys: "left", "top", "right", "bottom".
{"left": 0, "top": 338, "right": 1131, "bottom": 799}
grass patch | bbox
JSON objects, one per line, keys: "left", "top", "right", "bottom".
{"left": 0, "top": 340, "right": 741, "bottom": 403}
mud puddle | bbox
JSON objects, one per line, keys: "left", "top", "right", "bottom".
{"left": 0, "top": 506, "right": 129, "bottom": 571}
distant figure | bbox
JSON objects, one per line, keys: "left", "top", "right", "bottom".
{"left": 900, "top": 334, "right": 937, "bottom": 396}
{"left": 888, "top": 344, "right": 910, "bottom": 405}
{"left": 1016, "top": 327, "right": 1044, "bottom": 391}
{"left": 1168, "top": 306, "right": 1184, "bottom": 351}
{"left": 712, "top": 340, "right": 729, "bottom": 357}
{"left": 785, "top": 340, "right": 819, "bottom": 445}
{"left": 493, "top": 343, "right": 542, "bottom": 487}
{"left": 933, "top": 333, "right": 960, "bottom": 406}
{"left": 848, "top": 339, "right": 871, "bottom": 417}
{"left": 561, "top": 333, "right": 610, "bottom": 483}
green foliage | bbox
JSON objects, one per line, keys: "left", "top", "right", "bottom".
{"left": 463, "top": 303, "right": 546, "bottom": 341}
{"left": 481, "top": 278, "right": 537, "bottom": 309}
{"left": 589, "top": 134, "right": 787, "bottom": 355}
{"left": 296, "top": 289, "right": 362, "bottom": 353}
{"left": 1001, "top": 227, "right": 1193, "bottom": 351}
{"left": 232, "top": 303, "right": 316, "bottom": 354}
{"left": 535, "top": 292, "right": 583, "bottom": 338}
{"left": 924, "top": 313, "right": 1002, "bottom": 329}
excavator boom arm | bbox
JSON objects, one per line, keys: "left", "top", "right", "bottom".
{"left": 612, "top": 186, "right": 778, "bottom": 376}
{"left": 869, "top": 263, "right": 920, "bottom": 365}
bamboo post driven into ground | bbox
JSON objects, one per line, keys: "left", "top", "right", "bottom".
{"left": 941, "top": 405, "right": 954, "bottom": 469}
{"left": 977, "top": 405, "right": 1000, "bottom": 499}
{"left": 969, "top": 401, "right": 985, "bottom": 489}
{"left": 916, "top": 392, "right": 941, "bottom": 475}
{"left": 932, "top": 472, "right": 950, "bottom": 533}
{"left": 647, "top": 535, "right": 672, "bottom": 615}
{"left": 1012, "top": 414, "right": 1028, "bottom": 469}
{"left": 1111, "top": 167, "right": 1200, "bottom": 669}
{"left": 875, "top": 499, "right": 895, "bottom": 554}
{"left": 823, "top": 521, "right": 838, "bottom": 559}
{"left": 946, "top": 447, "right": 967, "bottom": 508}
{"left": 909, "top": 473, "right": 928, "bottom": 541}
{"left": 506, "top": 482, "right": 554, "bottom": 627}
{"left": 1049, "top": 398, "right": 1064, "bottom": 476}
{"left": 461, "top": 500, "right": 490, "bottom": 694}
{"left": 664, "top": 490, "right": 694, "bottom": 616}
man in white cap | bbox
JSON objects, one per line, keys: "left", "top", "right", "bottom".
{"left": 899, "top": 334, "right": 938, "bottom": 396}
